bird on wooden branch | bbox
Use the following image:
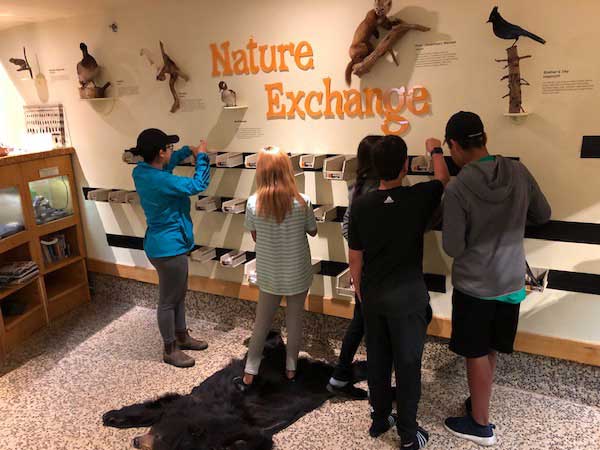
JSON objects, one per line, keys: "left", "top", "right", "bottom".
{"left": 9, "top": 47, "right": 32, "bottom": 78}
{"left": 487, "top": 6, "right": 546, "bottom": 47}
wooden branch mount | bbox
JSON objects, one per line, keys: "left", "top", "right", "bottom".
{"left": 496, "top": 45, "right": 532, "bottom": 114}
{"left": 352, "top": 20, "right": 430, "bottom": 78}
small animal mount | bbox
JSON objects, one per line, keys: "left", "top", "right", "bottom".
{"left": 9, "top": 47, "right": 33, "bottom": 79}
{"left": 77, "top": 42, "right": 110, "bottom": 99}
{"left": 345, "top": 0, "right": 429, "bottom": 84}
{"left": 488, "top": 6, "right": 546, "bottom": 114}
{"left": 156, "top": 41, "right": 189, "bottom": 113}
{"left": 219, "top": 81, "right": 237, "bottom": 107}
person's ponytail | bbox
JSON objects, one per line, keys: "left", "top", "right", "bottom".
{"left": 129, "top": 145, "right": 161, "bottom": 163}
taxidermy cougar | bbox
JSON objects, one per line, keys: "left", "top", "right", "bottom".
{"left": 345, "top": 0, "right": 399, "bottom": 85}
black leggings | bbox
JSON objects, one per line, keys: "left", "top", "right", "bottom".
{"left": 332, "top": 296, "right": 364, "bottom": 382}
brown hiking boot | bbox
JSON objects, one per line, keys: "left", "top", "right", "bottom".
{"left": 176, "top": 329, "right": 208, "bottom": 351}
{"left": 163, "top": 341, "right": 195, "bottom": 368}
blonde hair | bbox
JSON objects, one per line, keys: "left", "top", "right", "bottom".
{"left": 255, "top": 146, "right": 306, "bottom": 223}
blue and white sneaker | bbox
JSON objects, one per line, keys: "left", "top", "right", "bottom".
{"left": 444, "top": 415, "right": 496, "bottom": 446}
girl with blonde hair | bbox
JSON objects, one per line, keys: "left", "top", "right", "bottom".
{"left": 234, "top": 146, "right": 317, "bottom": 391}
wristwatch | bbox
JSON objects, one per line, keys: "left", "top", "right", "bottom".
{"left": 431, "top": 147, "right": 444, "bottom": 156}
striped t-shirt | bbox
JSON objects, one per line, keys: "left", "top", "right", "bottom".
{"left": 244, "top": 193, "right": 317, "bottom": 296}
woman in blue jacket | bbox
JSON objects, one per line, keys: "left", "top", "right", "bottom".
{"left": 130, "top": 128, "right": 210, "bottom": 368}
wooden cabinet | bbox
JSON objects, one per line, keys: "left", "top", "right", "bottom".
{"left": 0, "top": 148, "right": 90, "bottom": 359}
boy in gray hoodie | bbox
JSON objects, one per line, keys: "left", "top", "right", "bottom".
{"left": 441, "top": 112, "right": 551, "bottom": 446}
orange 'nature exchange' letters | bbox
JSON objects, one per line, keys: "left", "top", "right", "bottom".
{"left": 210, "top": 38, "right": 430, "bottom": 136}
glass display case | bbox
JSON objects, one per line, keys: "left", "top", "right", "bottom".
{"left": 0, "top": 187, "right": 25, "bottom": 239}
{"left": 28, "top": 176, "right": 74, "bottom": 225}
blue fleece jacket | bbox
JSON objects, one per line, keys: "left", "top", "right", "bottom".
{"left": 132, "top": 146, "right": 210, "bottom": 258}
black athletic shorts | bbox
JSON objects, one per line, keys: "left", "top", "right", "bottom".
{"left": 449, "top": 289, "right": 521, "bottom": 358}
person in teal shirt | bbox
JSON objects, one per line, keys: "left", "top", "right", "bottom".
{"left": 130, "top": 128, "right": 211, "bottom": 368}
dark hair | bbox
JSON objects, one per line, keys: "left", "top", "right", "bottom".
{"left": 353, "top": 135, "right": 380, "bottom": 203}
{"left": 371, "top": 135, "right": 408, "bottom": 181}
{"left": 129, "top": 145, "right": 163, "bottom": 164}
{"left": 450, "top": 133, "right": 487, "bottom": 151}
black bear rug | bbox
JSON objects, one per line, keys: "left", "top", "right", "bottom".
{"left": 103, "top": 331, "right": 367, "bottom": 450}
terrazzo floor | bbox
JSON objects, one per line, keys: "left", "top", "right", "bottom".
{"left": 1, "top": 275, "right": 599, "bottom": 450}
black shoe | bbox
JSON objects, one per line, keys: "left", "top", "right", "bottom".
{"left": 401, "top": 426, "right": 429, "bottom": 449}
{"left": 327, "top": 382, "right": 368, "bottom": 400}
{"left": 444, "top": 415, "right": 496, "bottom": 447}
{"left": 369, "top": 413, "right": 397, "bottom": 438}
{"left": 232, "top": 376, "right": 253, "bottom": 393}
{"left": 351, "top": 361, "right": 368, "bottom": 383}
{"left": 465, "top": 397, "right": 472, "bottom": 416}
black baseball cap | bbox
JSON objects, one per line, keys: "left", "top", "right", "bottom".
{"left": 445, "top": 111, "right": 485, "bottom": 142}
{"left": 135, "top": 128, "right": 179, "bottom": 153}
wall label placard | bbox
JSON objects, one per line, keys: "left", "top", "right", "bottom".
{"left": 542, "top": 69, "right": 595, "bottom": 95}
{"left": 48, "top": 68, "right": 69, "bottom": 81}
{"left": 210, "top": 38, "right": 431, "bottom": 136}
{"left": 115, "top": 80, "right": 140, "bottom": 97}
{"left": 415, "top": 41, "right": 458, "bottom": 68}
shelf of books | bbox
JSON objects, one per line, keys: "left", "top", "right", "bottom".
{"left": 0, "top": 148, "right": 90, "bottom": 359}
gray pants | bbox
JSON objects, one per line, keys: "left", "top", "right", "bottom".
{"left": 149, "top": 254, "right": 189, "bottom": 344}
{"left": 245, "top": 290, "right": 308, "bottom": 375}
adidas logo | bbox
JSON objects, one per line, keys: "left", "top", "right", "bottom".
{"left": 384, "top": 196, "right": 394, "bottom": 204}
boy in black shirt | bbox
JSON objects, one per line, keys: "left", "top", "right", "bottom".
{"left": 348, "top": 135, "right": 449, "bottom": 449}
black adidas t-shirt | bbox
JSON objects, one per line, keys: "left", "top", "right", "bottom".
{"left": 348, "top": 180, "right": 444, "bottom": 315}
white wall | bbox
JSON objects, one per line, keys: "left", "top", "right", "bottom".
{"left": 1, "top": 0, "right": 599, "bottom": 344}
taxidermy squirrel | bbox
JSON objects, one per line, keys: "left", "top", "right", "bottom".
{"left": 345, "top": 0, "right": 400, "bottom": 85}
{"left": 157, "top": 41, "right": 189, "bottom": 113}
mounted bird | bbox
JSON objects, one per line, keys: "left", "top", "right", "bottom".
{"left": 77, "top": 42, "right": 99, "bottom": 87}
{"left": 219, "top": 81, "right": 237, "bottom": 107}
{"left": 487, "top": 6, "right": 546, "bottom": 47}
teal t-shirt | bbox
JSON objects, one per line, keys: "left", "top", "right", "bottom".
{"left": 474, "top": 155, "right": 527, "bottom": 304}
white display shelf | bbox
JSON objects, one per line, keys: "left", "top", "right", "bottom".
{"left": 80, "top": 97, "right": 115, "bottom": 101}
{"left": 504, "top": 111, "right": 530, "bottom": 125}
{"left": 323, "top": 155, "right": 357, "bottom": 181}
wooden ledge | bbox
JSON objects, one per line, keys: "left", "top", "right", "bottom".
{"left": 0, "top": 148, "right": 75, "bottom": 167}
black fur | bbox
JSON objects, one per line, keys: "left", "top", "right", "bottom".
{"left": 103, "top": 332, "right": 364, "bottom": 450}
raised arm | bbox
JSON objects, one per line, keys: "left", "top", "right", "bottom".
{"left": 426, "top": 138, "right": 450, "bottom": 187}
{"left": 157, "top": 150, "right": 210, "bottom": 197}
{"left": 164, "top": 145, "right": 192, "bottom": 172}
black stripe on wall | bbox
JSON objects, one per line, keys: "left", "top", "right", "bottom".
{"left": 547, "top": 270, "right": 600, "bottom": 296}
{"left": 104, "top": 234, "right": 447, "bottom": 293}
{"left": 106, "top": 234, "right": 145, "bottom": 250}
{"left": 581, "top": 136, "right": 600, "bottom": 158}
{"left": 526, "top": 221, "right": 600, "bottom": 245}
{"left": 432, "top": 220, "right": 600, "bottom": 246}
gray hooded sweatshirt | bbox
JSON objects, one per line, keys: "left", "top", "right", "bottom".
{"left": 443, "top": 156, "right": 551, "bottom": 298}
